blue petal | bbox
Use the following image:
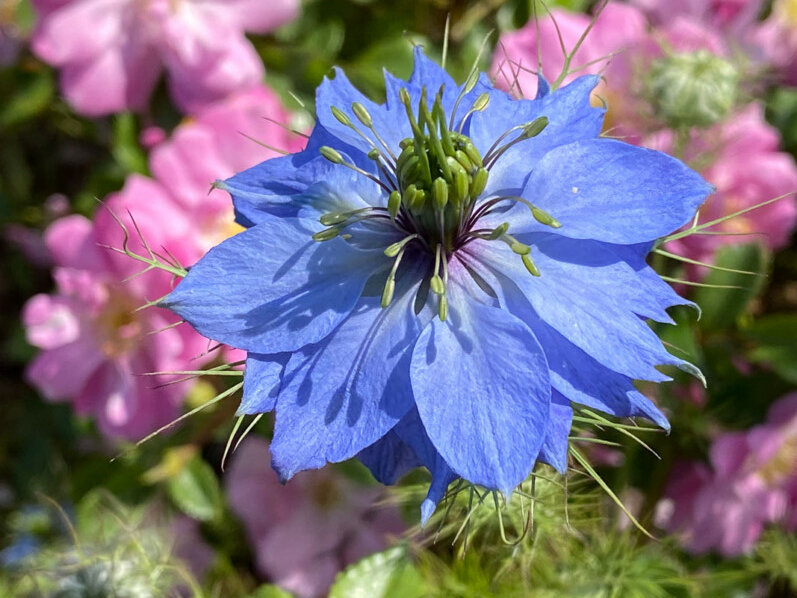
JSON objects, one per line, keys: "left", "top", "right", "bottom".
{"left": 534, "top": 321, "right": 670, "bottom": 430}
{"left": 460, "top": 252, "right": 670, "bottom": 428}
{"left": 358, "top": 430, "right": 422, "bottom": 485}
{"left": 163, "top": 215, "right": 387, "bottom": 353}
{"left": 269, "top": 269, "right": 427, "bottom": 480}
{"left": 392, "top": 408, "right": 458, "bottom": 525}
{"left": 512, "top": 139, "right": 713, "bottom": 244}
{"left": 237, "top": 353, "right": 289, "bottom": 415}
{"left": 222, "top": 123, "right": 374, "bottom": 227}
{"left": 410, "top": 279, "right": 551, "bottom": 496}
{"left": 470, "top": 75, "right": 604, "bottom": 198}
{"left": 536, "top": 74, "right": 551, "bottom": 99}
{"left": 538, "top": 391, "right": 573, "bottom": 473}
{"left": 465, "top": 238, "right": 690, "bottom": 382}
{"left": 316, "top": 67, "right": 409, "bottom": 157}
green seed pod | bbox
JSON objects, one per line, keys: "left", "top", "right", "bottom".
{"left": 648, "top": 50, "right": 738, "bottom": 129}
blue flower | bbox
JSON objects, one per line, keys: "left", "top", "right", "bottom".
{"left": 163, "top": 48, "right": 711, "bottom": 522}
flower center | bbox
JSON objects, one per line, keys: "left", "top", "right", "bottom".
{"left": 314, "top": 80, "right": 561, "bottom": 320}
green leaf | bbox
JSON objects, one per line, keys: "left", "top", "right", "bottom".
{"left": 112, "top": 112, "right": 148, "bottom": 175}
{"left": 0, "top": 70, "right": 54, "bottom": 128}
{"left": 166, "top": 455, "right": 224, "bottom": 522}
{"left": 248, "top": 585, "right": 294, "bottom": 598}
{"left": 694, "top": 244, "right": 768, "bottom": 331}
{"left": 329, "top": 546, "right": 427, "bottom": 598}
{"left": 743, "top": 314, "right": 797, "bottom": 384}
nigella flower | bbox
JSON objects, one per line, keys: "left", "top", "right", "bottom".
{"left": 164, "top": 48, "right": 711, "bottom": 522}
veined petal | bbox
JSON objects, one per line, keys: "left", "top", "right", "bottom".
{"left": 462, "top": 252, "right": 670, "bottom": 428}
{"left": 472, "top": 75, "right": 605, "bottom": 198}
{"left": 357, "top": 429, "right": 422, "bottom": 486}
{"left": 512, "top": 138, "right": 713, "bottom": 244}
{"left": 237, "top": 353, "right": 289, "bottom": 415}
{"left": 163, "top": 215, "right": 387, "bottom": 354}
{"left": 222, "top": 123, "right": 374, "bottom": 227}
{"left": 467, "top": 239, "right": 689, "bottom": 382}
{"left": 316, "top": 66, "right": 409, "bottom": 157}
{"left": 269, "top": 269, "right": 426, "bottom": 480}
{"left": 538, "top": 392, "right": 573, "bottom": 474}
{"left": 410, "top": 277, "right": 551, "bottom": 496}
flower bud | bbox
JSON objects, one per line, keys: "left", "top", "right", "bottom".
{"left": 648, "top": 50, "right": 738, "bottom": 129}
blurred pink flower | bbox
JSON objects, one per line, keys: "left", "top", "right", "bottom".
{"left": 659, "top": 394, "right": 797, "bottom": 556}
{"left": 31, "top": 0, "right": 299, "bottom": 116}
{"left": 22, "top": 85, "right": 304, "bottom": 436}
{"left": 753, "top": 0, "right": 797, "bottom": 85}
{"left": 22, "top": 210, "right": 211, "bottom": 439}
{"left": 632, "top": 0, "right": 765, "bottom": 35}
{"left": 491, "top": 4, "right": 648, "bottom": 106}
{"left": 149, "top": 85, "right": 305, "bottom": 254}
{"left": 225, "top": 438, "right": 404, "bottom": 598}
{"left": 493, "top": 11, "right": 796, "bottom": 272}
{"left": 653, "top": 104, "right": 797, "bottom": 265}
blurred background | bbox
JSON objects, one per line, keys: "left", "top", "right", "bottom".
{"left": 0, "top": 0, "right": 795, "bottom": 596}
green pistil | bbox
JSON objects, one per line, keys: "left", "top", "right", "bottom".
{"left": 394, "top": 85, "right": 490, "bottom": 252}
{"left": 316, "top": 88, "right": 556, "bottom": 320}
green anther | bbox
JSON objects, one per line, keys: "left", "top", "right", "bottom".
{"left": 471, "top": 167, "right": 488, "bottom": 197}
{"left": 521, "top": 116, "right": 549, "bottom": 139}
{"left": 430, "top": 274, "right": 445, "bottom": 295}
{"left": 319, "top": 212, "right": 349, "bottom": 226}
{"left": 488, "top": 222, "right": 510, "bottom": 240}
{"left": 319, "top": 146, "right": 344, "bottom": 164}
{"left": 367, "top": 148, "right": 381, "bottom": 160}
{"left": 434, "top": 93, "right": 456, "bottom": 156}
{"left": 464, "top": 69, "right": 479, "bottom": 94}
{"left": 388, "top": 190, "right": 401, "bottom": 219}
{"left": 399, "top": 87, "right": 412, "bottom": 107}
{"left": 438, "top": 294, "right": 449, "bottom": 321}
{"left": 463, "top": 142, "right": 482, "bottom": 167}
{"left": 403, "top": 184, "right": 418, "bottom": 207}
{"left": 399, "top": 154, "right": 420, "bottom": 183}
{"left": 432, "top": 177, "right": 448, "bottom": 210}
{"left": 446, "top": 156, "right": 466, "bottom": 177}
{"left": 384, "top": 234, "right": 418, "bottom": 257}
{"left": 511, "top": 241, "right": 531, "bottom": 255}
{"left": 351, "top": 102, "right": 372, "bottom": 127}
{"left": 312, "top": 227, "right": 340, "bottom": 242}
{"left": 454, "top": 150, "right": 473, "bottom": 172}
{"left": 413, "top": 143, "right": 433, "bottom": 186}
{"left": 454, "top": 170, "right": 469, "bottom": 203}
{"left": 330, "top": 106, "right": 351, "bottom": 126}
{"left": 471, "top": 92, "right": 490, "bottom": 112}
{"left": 381, "top": 277, "right": 396, "bottom": 308}
{"left": 399, "top": 138, "right": 413, "bottom": 150}
{"left": 522, "top": 253, "right": 541, "bottom": 277}
{"left": 419, "top": 94, "right": 453, "bottom": 183}
{"left": 410, "top": 189, "right": 427, "bottom": 211}
{"left": 531, "top": 206, "right": 561, "bottom": 228}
